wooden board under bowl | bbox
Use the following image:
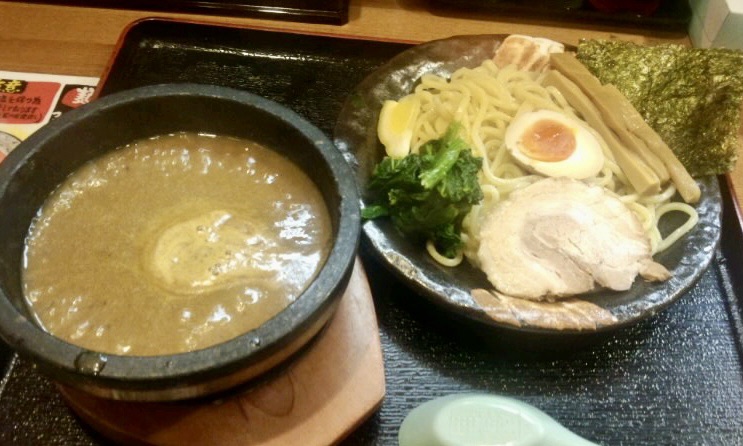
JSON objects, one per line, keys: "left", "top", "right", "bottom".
{"left": 58, "top": 260, "right": 385, "bottom": 446}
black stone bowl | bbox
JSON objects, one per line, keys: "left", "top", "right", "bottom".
{"left": 0, "top": 83, "right": 360, "bottom": 401}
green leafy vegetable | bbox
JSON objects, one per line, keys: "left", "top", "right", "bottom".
{"left": 362, "top": 123, "right": 483, "bottom": 258}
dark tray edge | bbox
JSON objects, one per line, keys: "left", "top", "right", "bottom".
{"left": 719, "top": 174, "right": 743, "bottom": 353}
{"left": 426, "top": 0, "right": 691, "bottom": 32}
{"left": 93, "top": 16, "right": 422, "bottom": 102}
{"left": 720, "top": 174, "right": 743, "bottom": 291}
{"left": 5, "top": 0, "right": 349, "bottom": 25}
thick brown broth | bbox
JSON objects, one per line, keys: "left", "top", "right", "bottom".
{"left": 22, "top": 132, "right": 332, "bottom": 356}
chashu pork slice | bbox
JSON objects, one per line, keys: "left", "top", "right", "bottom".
{"left": 477, "top": 177, "right": 670, "bottom": 300}
{"left": 493, "top": 34, "right": 565, "bottom": 72}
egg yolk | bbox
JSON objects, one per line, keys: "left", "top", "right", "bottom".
{"left": 521, "top": 119, "right": 576, "bottom": 162}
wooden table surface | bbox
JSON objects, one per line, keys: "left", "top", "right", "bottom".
{"left": 0, "top": 0, "right": 740, "bottom": 209}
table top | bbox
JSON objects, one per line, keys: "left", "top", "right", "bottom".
{"left": 0, "top": 0, "right": 692, "bottom": 77}
{"left": 1, "top": 3, "right": 743, "bottom": 445}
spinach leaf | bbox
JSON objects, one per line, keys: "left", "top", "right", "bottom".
{"left": 362, "top": 123, "right": 483, "bottom": 259}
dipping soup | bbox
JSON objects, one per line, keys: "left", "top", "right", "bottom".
{"left": 22, "top": 132, "right": 332, "bottom": 356}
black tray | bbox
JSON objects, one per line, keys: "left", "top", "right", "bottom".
{"left": 5, "top": 0, "right": 349, "bottom": 24}
{"left": 2, "top": 18, "right": 743, "bottom": 445}
{"left": 427, "top": 0, "right": 691, "bottom": 32}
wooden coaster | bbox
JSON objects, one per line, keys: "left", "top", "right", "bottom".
{"left": 58, "top": 260, "right": 385, "bottom": 446}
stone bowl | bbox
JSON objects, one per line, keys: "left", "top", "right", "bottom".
{"left": 0, "top": 83, "right": 360, "bottom": 401}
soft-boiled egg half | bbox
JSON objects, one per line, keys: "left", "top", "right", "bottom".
{"left": 377, "top": 94, "right": 420, "bottom": 159}
{"left": 504, "top": 109, "right": 604, "bottom": 179}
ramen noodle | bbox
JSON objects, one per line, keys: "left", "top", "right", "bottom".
{"left": 396, "top": 60, "right": 698, "bottom": 267}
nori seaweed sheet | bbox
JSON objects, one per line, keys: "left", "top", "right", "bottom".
{"left": 576, "top": 39, "right": 743, "bottom": 177}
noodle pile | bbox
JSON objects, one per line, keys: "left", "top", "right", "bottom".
{"left": 396, "top": 59, "right": 698, "bottom": 267}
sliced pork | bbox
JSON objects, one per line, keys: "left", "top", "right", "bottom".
{"left": 492, "top": 34, "right": 565, "bottom": 72}
{"left": 477, "top": 177, "right": 670, "bottom": 300}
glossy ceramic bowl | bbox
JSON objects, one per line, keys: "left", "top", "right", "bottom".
{"left": 334, "top": 34, "right": 721, "bottom": 339}
{"left": 0, "top": 83, "right": 360, "bottom": 401}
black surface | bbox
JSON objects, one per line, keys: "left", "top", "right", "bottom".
{"left": 5, "top": 0, "right": 349, "bottom": 24}
{"left": 427, "top": 0, "right": 691, "bottom": 32}
{"left": 1, "top": 19, "right": 743, "bottom": 445}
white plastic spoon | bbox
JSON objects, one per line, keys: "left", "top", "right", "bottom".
{"left": 398, "top": 393, "right": 600, "bottom": 446}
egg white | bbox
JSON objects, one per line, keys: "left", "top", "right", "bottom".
{"left": 504, "top": 109, "right": 604, "bottom": 180}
